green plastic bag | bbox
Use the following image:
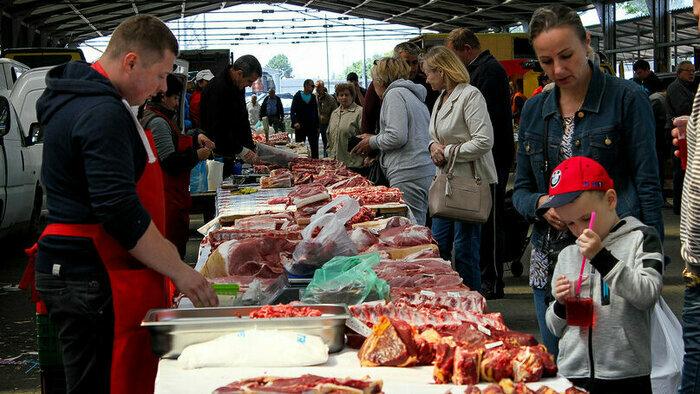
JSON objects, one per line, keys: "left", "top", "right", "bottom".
{"left": 301, "top": 253, "right": 390, "bottom": 305}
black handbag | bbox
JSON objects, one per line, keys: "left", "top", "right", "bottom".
{"left": 367, "top": 157, "right": 389, "bottom": 187}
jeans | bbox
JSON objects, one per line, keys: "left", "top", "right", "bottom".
{"left": 533, "top": 285, "right": 559, "bottom": 360}
{"left": 432, "top": 218, "right": 482, "bottom": 291}
{"left": 319, "top": 124, "right": 328, "bottom": 157}
{"left": 36, "top": 271, "right": 114, "bottom": 394}
{"left": 681, "top": 285, "right": 700, "bottom": 393}
{"left": 673, "top": 154, "right": 685, "bottom": 215}
{"left": 392, "top": 176, "right": 432, "bottom": 226}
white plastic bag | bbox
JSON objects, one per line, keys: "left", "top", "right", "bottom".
{"left": 177, "top": 330, "right": 328, "bottom": 369}
{"left": 650, "top": 296, "right": 684, "bottom": 394}
{"left": 206, "top": 159, "right": 224, "bottom": 191}
{"left": 286, "top": 196, "right": 360, "bottom": 276}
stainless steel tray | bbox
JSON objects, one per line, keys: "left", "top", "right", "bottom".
{"left": 141, "top": 304, "right": 349, "bottom": 358}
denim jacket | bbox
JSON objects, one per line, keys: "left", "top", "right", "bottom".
{"left": 513, "top": 63, "right": 665, "bottom": 250}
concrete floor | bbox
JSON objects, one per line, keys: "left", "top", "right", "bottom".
{"left": 0, "top": 206, "right": 686, "bottom": 392}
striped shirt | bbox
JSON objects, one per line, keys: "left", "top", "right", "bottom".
{"left": 681, "top": 84, "right": 700, "bottom": 273}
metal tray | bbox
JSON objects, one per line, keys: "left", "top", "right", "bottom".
{"left": 141, "top": 304, "right": 349, "bottom": 358}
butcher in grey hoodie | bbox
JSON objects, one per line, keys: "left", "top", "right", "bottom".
{"left": 539, "top": 157, "right": 662, "bottom": 393}
{"left": 351, "top": 57, "right": 435, "bottom": 225}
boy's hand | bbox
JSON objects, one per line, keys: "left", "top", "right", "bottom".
{"left": 578, "top": 228, "right": 603, "bottom": 260}
{"left": 553, "top": 275, "right": 572, "bottom": 305}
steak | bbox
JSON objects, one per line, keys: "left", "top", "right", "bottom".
{"left": 357, "top": 316, "right": 419, "bottom": 367}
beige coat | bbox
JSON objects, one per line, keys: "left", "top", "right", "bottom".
{"left": 327, "top": 103, "right": 364, "bottom": 168}
{"left": 428, "top": 82, "right": 497, "bottom": 184}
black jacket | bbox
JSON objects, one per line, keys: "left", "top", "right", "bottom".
{"left": 666, "top": 77, "right": 695, "bottom": 118}
{"left": 35, "top": 61, "right": 151, "bottom": 276}
{"left": 634, "top": 72, "right": 664, "bottom": 95}
{"left": 290, "top": 91, "right": 319, "bottom": 130}
{"left": 259, "top": 95, "right": 284, "bottom": 121}
{"left": 200, "top": 66, "right": 254, "bottom": 156}
{"left": 467, "top": 50, "right": 514, "bottom": 172}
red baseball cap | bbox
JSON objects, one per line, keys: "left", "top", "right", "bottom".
{"left": 536, "top": 156, "right": 614, "bottom": 215}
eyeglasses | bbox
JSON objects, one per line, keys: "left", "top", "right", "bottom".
{"left": 679, "top": 68, "right": 695, "bottom": 73}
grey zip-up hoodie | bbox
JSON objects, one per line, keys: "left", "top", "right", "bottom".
{"left": 369, "top": 79, "right": 435, "bottom": 184}
{"left": 546, "top": 216, "right": 663, "bottom": 380}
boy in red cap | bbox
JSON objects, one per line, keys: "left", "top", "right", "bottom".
{"left": 541, "top": 156, "right": 663, "bottom": 393}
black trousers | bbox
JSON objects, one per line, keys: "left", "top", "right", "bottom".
{"left": 480, "top": 165, "right": 508, "bottom": 292}
{"left": 295, "top": 126, "right": 319, "bottom": 159}
{"left": 569, "top": 375, "right": 652, "bottom": 394}
{"left": 36, "top": 271, "right": 114, "bottom": 394}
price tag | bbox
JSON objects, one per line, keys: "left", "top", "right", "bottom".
{"left": 447, "top": 292, "right": 461, "bottom": 298}
{"left": 484, "top": 341, "right": 503, "bottom": 350}
{"left": 422, "top": 273, "right": 435, "bottom": 278}
{"left": 420, "top": 290, "right": 436, "bottom": 297}
{"left": 477, "top": 325, "right": 491, "bottom": 336}
{"left": 346, "top": 317, "right": 373, "bottom": 337}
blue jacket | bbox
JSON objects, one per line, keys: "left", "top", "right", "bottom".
{"left": 513, "top": 63, "right": 664, "bottom": 249}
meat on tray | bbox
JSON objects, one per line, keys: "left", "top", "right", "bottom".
{"left": 293, "top": 171, "right": 314, "bottom": 185}
{"left": 388, "top": 288, "right": 487, "bottom": 313}
{"left": 207, "top": 228, "right": 301, "bottom": 249}
{"left": 213, "top": 374, "right": 383, "bottom": 394}
{"left": 261, "top": 173, "right": 292, "bottom": 188}
{"left": 350, "top": 227, "right": 380, "bottom": 252}
{"left": 268, "top": 132, "right": 290, "bottom": 144}
{"left": 288, "top": 182, "right": 331, "bottom": 207}
{"left": 314, "top": 173, "right": 346, "bottom": 187}
{"left": 347, "top": 206, "right": 376, "bottom": 227}
{"left": 203, "top": 237, "right": 296, "bottom": 279}
{"left": 453, "top": 347, "right": 483, "bottom": 385}
{"left": 376, "top": 224, "right": 436, "bottom": 248}
{"left": 248, "top": 303, "right": 322, "bottom": 318}
{"left": 357, "top": 316, "right": 421, "bottom": 367}
{"left": 330, "top": 185, "right": 403, "bottom": 205}
{"left": 233, "top": 212, "right": 294, "bottom": 230}
{"left": 270, "top": 168, "right": 291, "bottom": 177}
{"left": 328, "top": 174, "right": 373, "bottom": 190}
{"left": 253, "top": 164, "right": 270, "bottom": 174}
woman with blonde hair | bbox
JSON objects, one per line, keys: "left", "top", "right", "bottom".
{"left": 351, "top": 57, "right": 435, "bottom": 225}
{"left": 423, "top": 45, "right": 497, "bottom": 291}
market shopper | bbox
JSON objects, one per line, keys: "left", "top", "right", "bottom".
{"left": 423, "top": 46, "right": 497, "bottom": 291}
{"left": 346, "top": 72, "right": 366, "bottom": 106}
{"left": 23, "top": 15, "right": 218, "bottom": 394}
{"left": 189, "top": 68, "right": 214, "bottom": 128}
{"left": 543, "top": 157, "right": 662, "bottom": 393}
{"left": 446, "top": 27, "right": 514, "bottom": 300}
{"left": 200, "top": 55, "right": 262, "bottom": 176}
{"left": 316, "top": 80, "right": 338, "bottom": 156}
{"left": 139, "top": 73, "right": 214, "bottom": 258}
{"left": 361, "top": 42, "right": 439, "bottom": 134}
{"left": 674, "top": 2, "right": 700, "bottom": 390}
{"left": 633, "top": 59, "right": 664, "bottom": 95}
{"left": 291, "top": 79, "right": 321, "bottom": 159}
{"left": 513, "top": 5, "right": 664, "bottom": 360}
{"left": 667, "top": 61, "right": 696, "bottom": 215}
{"left": 326, "top": 83, "right": 364, "bottom": 173}
{"left": 259, "top": 88, "right": 285, "bottom": 133}
{"left": 350, "top": 57, "right": 435, "bottom": 225}
{"left": 247, "top": 94, "right": 261, "bottom": 125}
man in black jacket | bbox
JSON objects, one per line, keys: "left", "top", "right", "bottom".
{"left": 633, "top": 59, "right": 664, "bottom": 95}
{"left": 447, "top": 28, "right": 514, "bottom": 299}
{"left": 259, "top": 88, "right": 285, "bottom": 133}
{"left": 667, "top": 60, "right": 696, "bottom": 214}
{"left": 201, "top": 54, "right": 262, "bottom": 176}
{"left": 291, "top": 79, "right": 320, "bottom": 158}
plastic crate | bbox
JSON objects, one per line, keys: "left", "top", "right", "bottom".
{"left": 36, "top": 313, "right": 63, "bottom": 367}
{"left": 40, "top": 365, "right": 66, "bottom": 394}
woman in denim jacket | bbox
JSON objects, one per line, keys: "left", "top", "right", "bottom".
{"left": 513, "top": 5, "right": 664, "bottom": 359}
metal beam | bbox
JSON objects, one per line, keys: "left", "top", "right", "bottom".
{"left": 594, "top": 1, "right": 616, "bottom": 67}
{"left": 646, "top": 0, "right": 670, "bottom": 72}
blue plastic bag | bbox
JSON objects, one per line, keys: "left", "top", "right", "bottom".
{"left": 190, "top": 160, "right": 208, "bottom": 193}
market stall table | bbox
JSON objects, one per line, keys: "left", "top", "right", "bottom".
{"left": 154, "top": 348, "right": 574, "bottom": 393}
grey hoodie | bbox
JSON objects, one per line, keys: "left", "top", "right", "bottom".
{"left": 369, "top": 79, "right": 435, "bottom": 184}
{"left": 546, "top": 216, "right": 663, "bottom": 380}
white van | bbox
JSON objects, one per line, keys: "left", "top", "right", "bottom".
{"left": 0, "top": 58, "right": 29, "bottom": 91}
{"left": 0, "top": 89, "right": 42, "bottom": 238}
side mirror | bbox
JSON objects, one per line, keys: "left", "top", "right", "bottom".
{"left": 27, "top": 122, "right": 43, "bottom": 145}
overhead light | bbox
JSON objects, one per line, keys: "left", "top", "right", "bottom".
{"left": 240, "top": 33, "right": 250, "bottom": 36}
{"left": 262, "top": 9, "right": 274, "bottom": 13}
{"left": 253, "top": 19, "right": 263, "bottom": 22}
{"left": 323, "top": 24, "right": 333, "bottom": 28}
{"left": 246, "top": 26, "right": 256, "bottom": 30}
{"left": 308, "top": 31, "right": 317, "bottom": 34}
{"left": 292, "top": 18, "right": 304, "bottom": 22}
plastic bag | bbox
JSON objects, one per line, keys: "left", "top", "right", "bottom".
{"left": 189, "top": 160, "right": 208, "bottom": 193}
{"left": 651, "top": 296, "right": 684, "bottom": 394}
{"left": 206, "top": 159, "right": 224, "bottom": 191}
{"left": 255, "top": 142, "right": 299, "bottom": 167}
{"left": 286, "top": 197, "right": 360, "bottom": 276}
{"left": 178, "top": 330, "right": 328, "bottom": 369}
{"left": 301, "top": 253, "right": 390, "bottom": 305}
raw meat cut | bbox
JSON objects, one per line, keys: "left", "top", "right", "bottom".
{"left": 261, "top": 173, "right": 292, "bottom": 188}
{"left": 330, "top": 186, "right": 403, "bottom": 205}
{"left": 480, "top": 347, "right": 515, "bottom": 382}
{"left": 213, "top": 374, "right": 383, "bottom": 394}
{"left": 287, "top": 182, "right": 331, "bottom": 207}
{"left": 268, "top": 132, "right": 290, "bottom": 144}
{"left": 357, "top": 316, "right": 420, "bottom": 367}
{"left": 295, "top": 200, "right": 330, "bottom": 219}
{"left": 515, "top": 382, "right": 537, "bottom": 394}
{"left": 293, "top": 171, "right": 313, "bottom": 185}
{"left": 267, "top": 196, "right": 290, "bottom": 205}
{"left": 204, "top": 237, "right": 295, "bottom": 279}
{"left": 253, "top": 164, "right": 270, "bottom": 174}
{"left": 511, "top": 346, "right": 544, "bottom": 383}
{"left": 433, "top": 336, "right": 457, "bottom": 383}
{"left": 207, "top": 228, "right": 301, "bottom": 249}
{"left": 328, "top": 174, "right": 373, "bottom": 190}
{"left": 346, "top": 206, "right": 376, "bottom": 227}
{"left": 384, "top": 216, "right": 411, "bottom": 228}
{"left": 233, "top": 212, "right": 294, "bottom": 230}
{"left": 270, "top": 168, "right": 291, "bottom": 177}
{"left": 248, "top": 304, "right": 322, "bottom": 318}
{"left": 377, "top": 224, "right": 436, "bottom": 248}
{"left": 388, "top": 288, "right": 487, "bottom": 313}
{"left": 453, "top": 347, "right": 483, "bottom": 385}
{"left": 350, "top": 227, "right": 379, "bottom": 252}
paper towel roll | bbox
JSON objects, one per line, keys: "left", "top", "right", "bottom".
{"left": 206, "top": 160, "right": 224, "bottom": 191}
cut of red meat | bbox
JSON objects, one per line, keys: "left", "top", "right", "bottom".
{"left": 253, "top": 164, "right": 270, "bottom": 174}
{"left": 346, "top": 206, "right": 376, "bottom": 227}
{"left": 211, "top": 237, "right": 296, "bottom": 278}
{"left": 207, "top": 228, "right": 301, "bottom": 249}
{"left": 293, "top": 171, "right": 313, "bottom": 185}
{"left": 287, "top": 182, "right": 331, "bottom": 207}
{"left": 384, "top": 216, "right": 411, "bottom": 228}
{"left": 349, "top": 227, "right": 379, "bottom": 252}
{"left": 248, "top": 304, "right": 322, "bottom": 318}
{"left": 328, "top": 175, "right": 373, "bottom": 190}
{"left": 330, "top": 186, "right": 403, "bottom": 205}
{"left": 530, "top": 344, "right": 558, "bottom": 377}
{"left": 267, "top": 196, "right": 291, "bottom": 205}
{"left": 234, "top": 212, "right": 294, "bottom": 230}
{"left": 492, "top": 330, "right": 538, "bottom": 348}
{"left": 358, "top": 316, "right": 420, "bottom": 367}
{"left": 437, "top": 324, "right": 488, "bottom": 349}
{"left": 314, "top": 173, "right": 345, "bottom": 186}
{"left": 213, "top": 374, "right": 383, "bottom": 394}
{"left": 453, "top": 346, "right": 483, "bottom": 385}
{"left": 515, "top": 382, "right": 537, "bottom": 393}
{"left": 294, "top": 200, "right": 329, "bottom": 218}
{"left": 511, "top": 346, "right": 544, "bottom": 383}
{"left": 377, "top": 224, "right": 436, "bottom": 248}
{"left": 480, "top": 347, "right": 515, "bottom": 383}
{"left": 432, "top": 337, "right": 457, "bottom": 384}
{"left": 261, "top": 173, "right": 292, "bottom": 188}
{"left": 270, "top": 168, "right": 291, "bottom": 177}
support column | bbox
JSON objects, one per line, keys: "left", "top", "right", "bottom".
{"left": 595, "top": 1, "right": 616, "bottom": 68}
{"left": 647, "top": 0, "right": 670, "bottom": 72}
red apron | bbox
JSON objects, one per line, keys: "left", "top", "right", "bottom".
{"left": 20, "top": 61, "right": 168, "bottom": 394}
{"left": 146, "top": 106, "right": 194, "bottom": 254}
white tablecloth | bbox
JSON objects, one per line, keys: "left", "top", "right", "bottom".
{"left": 155, "top": 349, "right": 573, "bottom": 393}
